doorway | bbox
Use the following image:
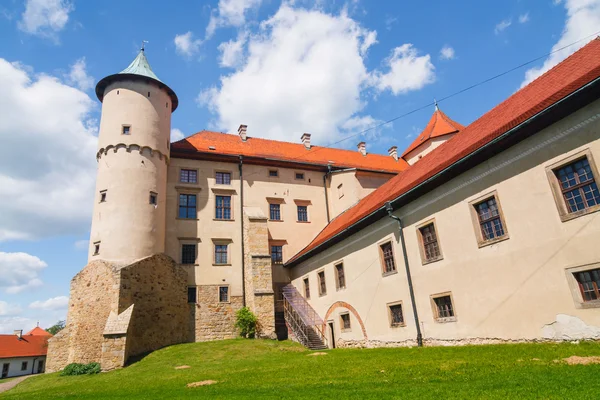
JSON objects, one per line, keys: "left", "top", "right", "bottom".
{"left": 328, "top": 321, "right": 335, "bottom": 349}
{"left": 37, "top": 360, "right": 44, "bottom": 374}
{"left": 2, "top": 363, "right": 9, "bottom": 378}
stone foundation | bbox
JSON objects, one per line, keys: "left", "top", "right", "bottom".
{"left": 335, "top": 337, "right": 599, "bottom": 349}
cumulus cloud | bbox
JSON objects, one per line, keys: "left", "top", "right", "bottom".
{"left": 206, "top": 0, "right": 262, "bottom": 38}
{"left": 0, "top": 316, "right": 36, "bottom": 334}
{"left": 218, "top": 32, "right": 248, "bottom": 68}
{"left": 495, "top": 18, "right": 512, "bottom": 34}
{"left": 519, "top": 12, "right": 530, "bottom": 23}
{"left": 171, "top": 128, "right": 185, "bottom": 142}
{"left": 372, "top": 44, "right": 435, "bottom": 95}
{"left": 0, "top": 301, "right": 22, "bottom": 316}
{"left": 0, "top": 252, "right": 47, "bottom": 294}
{"left": 200, "top": 5, "right": 433, "bottom": 144}
{"left": 521, "top": 0, "right": 600, "bottom": 87}
{"left": 18, "top": 0, "right": 73, "bottom": 40}
{"left": 29, "top": 296, "right": 69, "bottom": 310}
{"left": 74, "top": 239, "right": 88, "bottom": 250}
{"left": 174, "top": 31, "right": 202, "bottom": 57}
{"left": 0, "top": 59, "right": 98, "bottom": 241}
{"left": 439, "top": 45, "right": 455, "bottom": 60}
{"left": 66, "top": 57, "right": 94, "bottom": 91}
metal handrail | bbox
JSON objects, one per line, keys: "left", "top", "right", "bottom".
{"left": 281, "top": 285, "right": 327, "bottom": 347}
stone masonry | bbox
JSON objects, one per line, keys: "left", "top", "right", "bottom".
{"left": 192, "top": 286, "right": 243, "bottom": 341}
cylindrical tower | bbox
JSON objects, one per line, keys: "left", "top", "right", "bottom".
{"left": 89, "top": 48, "right": 178, "bottom": 263}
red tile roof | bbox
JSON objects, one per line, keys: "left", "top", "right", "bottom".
{"left": 25, "top": 327, "right": 52, "bottom": 337}
{"left": 401, "top": 108, "right": 465, "bottom": 158}
{"left": 172, "top": 131, "right": 409, "bottom": 173}
{"left": 0, "top": 332, "right": 50, "bottom": 359}
{"left": 287, "top": 38, "right": 600, "bottom": 266}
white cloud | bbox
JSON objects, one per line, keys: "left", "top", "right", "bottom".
{"left": 0, "top": 59, "right": 98, "bottom": 241}
{"left": 18, "top": 0, "right": 73, "bottom": 41}
{"left": 218, "top": 32, "right": 248, "bottom": 68}
{"left": 439, "top": 45, "right": 455, "bottom": 60}
{"left": 66, "top": 57, "right": 94, "bottom": 91}
{"left": 521, "top": 0, "right": 600, "bottom": 87}
{"left": 206, "top": 0, "right": 262, "bottom": 38}
{"left": 29, "top": 296, "right": 69, "bottom": 311}
{"left": 495, "top": 18, "right": 512, "bottom": 34}
{"left": 519, "top": 12, "right": 530, "bottom": 23}
{"left": 0, "top": 317, "right": 36, "bottom": 334}
{"left": 372, "top": 44, "right": 435, "bottom": 95}
{"left": 74, "top": 239, "right": 88, "bottom": 250}
{"left": 174, "top": 31, "right": 202, "bottom": 57}
{"left": 0, "top": 301, "right": 22, "bottom": 316}
{"left": 171, "top": 128, "right": 185, "bottom": 142}
{"left": 0, "top": 252, "right": 47, "bottom": 294}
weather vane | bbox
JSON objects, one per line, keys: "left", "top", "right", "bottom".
{"left": 141, "top": 40, "right": 149, "bottom": 51}
{"left": 434, "top": 98, "right": 439, "bottom": 111}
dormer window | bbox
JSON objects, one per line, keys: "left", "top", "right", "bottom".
{"left": 122, "top": 125, "right": 131, "bottom": 135}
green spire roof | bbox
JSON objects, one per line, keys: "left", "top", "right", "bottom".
{"left": 119, "top": 49, "right": 161, "bottom": 82}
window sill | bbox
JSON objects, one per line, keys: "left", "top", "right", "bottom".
{"left": 422, "top": 256, "right": 444, "bottom": 266}
{"left": 175, "top": 185, "right": 201, "bottom": 192}
{"left": 213, "top": 218, "right": 235, "bottom": 222}
{"left": 269, "top": 219, "right": 284, "bottom": 222}
{"left": 382, "top": 270, "right": 398, "bottom": 277}
{"left": 296, "top": 221, "right": 310, "bottom": 223}
{"left": 435, "top": 316, "right": 457, "bottom": 324}
{"left": 176, "top": 218, "right": 199, "bottom": 221}
{"left": 390, "top": 323, "right": 406, "bottom": 328}
{"left": 341, "top": 329, "right": 352, "bottom": 333}
{"left": 336, "top": 287, "right": 346, "bottom": 292}
{"left": 213, "top": 263, "right": 232, "bottom": 267}
{"left": 477, "top": 234, "right": 509, "bottom": 248}
{"left": 319, "top": 293, "right": 327, "bottom": 297}
{"left": 576, "top": 299, "right": 600, "bottom": 309}
{"left": 559, "top": 205, "right": 600, "bottom": 222}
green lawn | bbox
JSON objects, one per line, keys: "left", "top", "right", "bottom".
{"left": 3, "top": 339, "right": 600, "bottom": 399}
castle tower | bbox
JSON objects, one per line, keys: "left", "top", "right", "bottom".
{"left": 89, "top": 48, "right": 178, "bottom": 263}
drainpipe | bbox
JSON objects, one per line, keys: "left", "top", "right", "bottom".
{"left": 323, "top": 165, "right": 332, "bottom": 223}
{"left": 385, "top": 201, "right": 423, "bottom": 347}
{"left": 239, "top": 156, "right": 246, "bottom": 307}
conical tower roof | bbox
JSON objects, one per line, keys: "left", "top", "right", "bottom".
{"left": 401, "top": 106, "right": 464, "bottom": 158}
{"left": 95, "top": 48, "right": 178, "bottom": 111}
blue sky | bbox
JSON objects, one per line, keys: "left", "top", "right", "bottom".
{"left": 0, "top": 0, "right": 599, "bottom": 333}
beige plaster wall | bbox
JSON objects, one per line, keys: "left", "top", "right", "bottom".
{"left": 291, "top": 99, "right": 600, "bottom": 346}
{"left": 404, "top": 134, "right": 456, "bottom": 166}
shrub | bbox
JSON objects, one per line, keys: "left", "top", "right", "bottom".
{"left": 235, "top": 307, "right": 258, "bottom": 338}
{"left": 61, "top": 362, "right": 101, "bottom": 376}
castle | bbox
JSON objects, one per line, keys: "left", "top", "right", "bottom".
{"left": 47, "top": 39, "right": 600, "bottom": 371}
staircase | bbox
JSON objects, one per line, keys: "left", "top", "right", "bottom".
{"left": 282, "top": 284, "right": 328, "bottom": 350}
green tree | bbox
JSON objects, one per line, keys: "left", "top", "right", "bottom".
{"left": 46, "top": 320, "right": 66, "bottom": 335}
{"left": 234, "top": 307, "right": 257, "bottom": 338}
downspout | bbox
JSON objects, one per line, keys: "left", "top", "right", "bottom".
{"left": 239, "top": 156, "right": 246, "bottom": 307}
{"left": 323, "top": 165, "right": 332, "bottom": 223}
{"left": 386, "top": 201, "right": 423, "bottom": 347}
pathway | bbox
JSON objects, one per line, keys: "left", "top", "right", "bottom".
{"left": 0, "top": 375, "right": 33, "bottom": 394}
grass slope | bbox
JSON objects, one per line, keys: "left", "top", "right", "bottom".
{"left": 3, "top": 339, "right": 600, "bottom": 399}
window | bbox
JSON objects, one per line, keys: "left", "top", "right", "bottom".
{"left": 215, "top": 171, "right": 231, "bottom": 185}
{"left": 149, "top": 192, "right": 157, "bottom": 205}
{"left": 178, "top": 194, "right": 197, "bottom": 219}
{"left": 379, "top": 242, "right": 396, "bottom": 274}
{"left": 269, "top": 203, "right": 281, "bottom": 221}
{"left": 318, "top": 271, "right": 327, "bottom": 296}
{"left": 295, "top": 172, "right": 305, "bottom": 180}
{"left": 389, "top": 303, "right": 404, "bottom": 327}
{"left": 219, "top": 286, "right": 229, "bottom": 302}
{"left": 122, "top": 125, "right": 131, "bottom": 135}
{"left": 21, "top": 361, "right": 28, "bottom": 371}
{"left": 574, "top": 268, "right": 600, "bottom": 302}
{"left": 337, "top": 184, "right": 344, "bottom": 199}
{"left": 99, "top": 190, "right": 107, "bottom": 203}
{"left": 215, "top": 195, "right": 232, "bottom": 220}
{"left": 187, "top": 287, "right": 197, "bottom": 303}
{"left": 418, "top": 221, "right": 442, "bottom": 263}
{"left": 340, "top": 312, "right": 351, "bottom": 331}
{"left": 180, "top": 169, "right": 197, "bottom": 184}
{"left": 215, "top": 244, "right": 228, "bottom": 264}
{"left": 269, "top": 169, "right": 279, "bottom": 177}
{"left": 432, "top": 294, "right": 455, "bottom": 321}
{"left": 297, "top": 205, "right": 308, "bottom": 222}
{"left": 335, "top": 263, "right": 346, "bottom": 290}
{"left": 181, "top": 244, "right": 196, "bottom": 265}
{"left": 93, "top": 242, "right": 100, "bottom": 256}
{"left": 271, "top": 245, "right": 283, "bottom": 265}
{"left": 303, "top": 277, "right": 310, "bottom": 299}
{"left": 469, "top": 191, "right": 508, "bottom": 247}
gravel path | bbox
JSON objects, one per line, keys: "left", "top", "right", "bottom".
{"left": 0, "top": 375, "right": 33, "bottom": 394}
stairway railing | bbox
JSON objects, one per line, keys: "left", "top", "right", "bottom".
{"left": 282, "top": 284, "right": 327, "bottom": 348}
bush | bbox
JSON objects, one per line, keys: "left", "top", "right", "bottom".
{"left": 61, "top": 362, "right": 101, "bottom": 376}
{"left": 235, "top": 307, "right": 258, "bottom": 338}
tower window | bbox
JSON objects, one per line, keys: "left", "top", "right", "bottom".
{"left": 93, "top": 242, "right": 100, "bottom": 255}
{"left": 99, "top": 190, "right": 107, "bottom": 203}
{"left": 147, "top": 92, "right": 150, "bottom": 97}
{"left": 122, "top": 125, "right": 131, "bottom": 135}
{"left": 219, "top": 286, "right": 229, "bottom": 303}
{"left": 149, "top": 192, "right": 157, "bottom": 205}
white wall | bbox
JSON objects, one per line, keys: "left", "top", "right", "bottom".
{"left": 0, "top": 357, "right": 45, "bottom": 378}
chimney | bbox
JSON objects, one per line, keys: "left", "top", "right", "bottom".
{"left": 388, "top": 146, "right": 398, "bottom": 161}
{"left": 14, "top": 329, "right": 22, "bottom": 340}
{"left": 301, "top": 133, "right": 311, "bottom": 149}
{"left": 238, "top": 124, "right": 247, "bottom": 142}
{"left": 357, "top": 141, "right": 367, "bottom": 156}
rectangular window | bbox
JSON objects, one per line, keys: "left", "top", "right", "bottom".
{"left": 318, "top": 271, "right": 327, "bottom": 296}
{"left": 418, "top": 222, "right": 441, "bottom": 263}
{"left": 380, "top": 242, "right": 396, "bottom": 274}
{"left": 269, "top": 203, "right": 281, "bottom": 221}
{"left": 149, "top": 192, "right": 157, "bottom": 205}
{"left": 340, "top": 312, "right": 351, "bottom": 330}
{"left": 303, "top": 277, "right": 310, "bottom": 299}
{"left": 337, "top": 184, "right": 344, "bottom": 199}
{"left": 389, "top": 304, "right": 404, "bottom": 327}
{"left": 187, "top": 287, "right": 197, "bottom": 303}
{"left": 574, "top": 268, "right": 600, "bottom": 302}
{"left": 556, "top": 157, "right": 600, "bottom": 214}
{"left": 474, "top": 197, "right": 505, "bottom": 242}
{"left": 335, "top": 263, "right": 346, "bottom": 290}
{"left": 181, "top": 244, "right": 196, "bottom": 265}
{"left": 297, "top": 205, "right": 308, "bottom": 222}
{"left": 178, "top": 194, "right": 197, "bottom": 219}
{"left": 180, "top": 169, "right": 197, "bottom": 184}
{"left": 215, "top": 171, "right": 231, "bottom": 185}
{"left": 295, "top": 172, "right": 305, "bottom": 180}
{"left": 271, "top": 245, "right": 283, "bottom": 265}
{"left": 433, "top": 295, "right": 455, "bottom": 320}
{"left": 122, "top": 125, "right": 130, "bottom": 135}
{"left": 215, "top": 244, "right": 228, "bottom": 264}
{"left": 215, "top": 195, "right": 232, "bottom": 220}
{"left": 269, "top": 169, "right": 278, "bottom": 177}
{"left": 99, "top": 190, "right": 107, "bottom": 203}
{"left": 219, "top": 286, "right": 229, "bottom": 302}
{"left": 93, "top": 242, "right": 100, "bottom": 256}
{"left": 21, "top": 361, "right": 28, "bottom": 371}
